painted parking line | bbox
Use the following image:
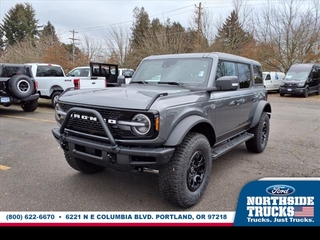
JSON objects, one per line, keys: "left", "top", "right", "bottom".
{"left": 0, "top": 165, "right": 11, "bottom": 170}
{"left": 1, "top": 115, "right": 55, "bottom": 123}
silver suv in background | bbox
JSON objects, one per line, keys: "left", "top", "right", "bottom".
{"left": 280, "top": 63, "right": 320, "bottom": 97}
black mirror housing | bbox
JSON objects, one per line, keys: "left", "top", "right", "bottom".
{"left": 215, "top": 76, "right": 239, "bottom": 90}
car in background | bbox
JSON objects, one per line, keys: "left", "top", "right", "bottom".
{"left": 69, "top": 66, "right": 134, "bottom": 85}
{"left": 279, "top": 63, "right": 320, "bottom": 97}
{"left": 263, "top": 71, "right": 285, "bottom": 92}
{"left": 66, "top": 66, "right": 90, "bottom": 77}
{"left": 0, "top": 63, "right": 39, "bottom": 112}
{"left": 111, "top": 68, "right": 134, "bottom": 84}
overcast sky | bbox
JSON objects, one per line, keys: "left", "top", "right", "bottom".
{"left": 0, "top": 0, "right": 297, "bottom": 44}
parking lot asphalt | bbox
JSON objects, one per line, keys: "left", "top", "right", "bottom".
{"left": 0, "top": 93, "right": 319, "bottom": 211}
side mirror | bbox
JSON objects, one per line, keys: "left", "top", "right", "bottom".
{"left": 117, "top": 75, "right": 125, "bottom": 85}
{"left": 215, "top": 76, "right": 239, "bottom": 91}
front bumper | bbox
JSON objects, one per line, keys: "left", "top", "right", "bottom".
{"left": 52, "top": 107, "right": 174, "bottom": 169}
{"left": 279, "top": 86, "right": 306, "bottom": 95}
{"left": 52, "top": 128, "right": 174, "bottom": 169}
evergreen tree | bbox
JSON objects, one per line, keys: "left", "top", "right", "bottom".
{"left": 62, "top": 43, "right": 83, "bottom": 63}
{"left": 0, "top": 3, "right": 39, "bottom": 47}
{"left": 40, "top": 21, "right": 59, "bottom": 42}
{"left": 130, "top": 7, "right": 150, "bottom": 50}
{"left": 125, "top": 7, "right": 151, "bottom": 68}
{"left": 0, "top": 28, "right": 4, "bottom": 51}
{"left": 213, "top": 10, "right": 253, "bottom": 55}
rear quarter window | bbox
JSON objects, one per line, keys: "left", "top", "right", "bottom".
{"left": 253, "top": 65, "right": 263, "bottom": 84}
{"left": 36, "top": 66, "right": 64, "bottom": 77}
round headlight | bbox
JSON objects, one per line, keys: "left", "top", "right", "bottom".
{"left": 131, "top": 114, "right": 151, "bottom": 136}
{"left": 55, "top": 103, "right": 66, "bottom": 125}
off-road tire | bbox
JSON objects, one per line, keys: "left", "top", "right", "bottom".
{"left": 21, "top": 100, "right": 38, "bottom": 112}
{"left": 64, "top": 151, "right": 105, "bottom": 174}
{"left": 158, "top": 132, "right": 212, "bottom": 208}
{"left": 51, "top": 91, "right": 62, "bottom": 107}
{"left": 245, "top": 112, "right": 270, "bottom": 153}
{"left": 8, "top": 75, "right": 35, "bottom": 99}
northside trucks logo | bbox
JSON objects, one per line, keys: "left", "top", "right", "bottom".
{"left": 246, "top": 184, "right": 315, "bottom": 223}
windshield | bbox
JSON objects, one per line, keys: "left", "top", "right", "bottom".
{"left": 284, "top": 64, "right": 312, "bottom": 81}
{"left": 131, "top": 58, "right": 212, "bottom": 87}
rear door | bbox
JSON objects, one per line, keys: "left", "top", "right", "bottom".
{"left": 237, "top": 62, "right": 255, "bottom": 130}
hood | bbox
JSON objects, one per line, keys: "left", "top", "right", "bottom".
{"left": 59, "top": 85, "right": 191, "bottom": 110}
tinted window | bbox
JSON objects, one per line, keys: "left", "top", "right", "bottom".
{"left": 216, "top": 61, "right": 236, "bottom": 80}
{"left": 82, "top": 69, "right": 90, "bottom": 77}
{"left": 0, "top": 66, "right": 32, "bottom": 78}
{"left": 311, "top": 65, "right": 320, "bottom": 79}
{"left": 237, "top": 63, "right": 251, "bottom": 88}
{"left": 253, "top": 65, "right": 263, "bottom": 84}
{"left": 36, "top": 66, "right": 64, "bottom": 77}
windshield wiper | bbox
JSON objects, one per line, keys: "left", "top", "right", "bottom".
{"left": 131, "top": 80, "right": 148, "bottom": 84}
{"left": 157, "top": 82, "right": 185, "bottom": 87}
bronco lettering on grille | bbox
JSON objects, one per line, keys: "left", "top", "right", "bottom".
{"left": 71, "top": 113, "right": 117, "bottom": 125}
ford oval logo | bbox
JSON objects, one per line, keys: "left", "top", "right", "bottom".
{"left": 266, "top": 185, "right": 295, "bottom": 195}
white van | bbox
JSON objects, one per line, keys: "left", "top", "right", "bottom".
{"left": 263, "top": 71, "right": 285, "bottom": 92}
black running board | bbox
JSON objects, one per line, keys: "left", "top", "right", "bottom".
{"left": 211, "top": 132, "right": 254, "bottom": 160}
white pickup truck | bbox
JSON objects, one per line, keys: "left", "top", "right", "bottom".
{"left": 26, "top": 63, "right": 106, "bottom": 106}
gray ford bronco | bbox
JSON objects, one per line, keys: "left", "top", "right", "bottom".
{"left": 52, "top": 52, "right": 271, "bottom": 208}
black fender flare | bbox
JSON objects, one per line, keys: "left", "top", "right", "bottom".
{"left": 163, "top": 115, "right": 214, "bottom": 146}
{"left": 249, "top": 100, "right": 272, "bottom": 128}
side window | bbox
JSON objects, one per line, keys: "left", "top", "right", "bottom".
{"left": 81, "top": 69, "right": 90, "bottom": 77}
{"left": 70, "top": 69, "right": 81, "bottom": 76}
{"left": 215, "top": 61, "right": 236, "bottom": 80}
{"left": 36, "top": 66, "right": 64, "bottom": 77}
{"left": 237, "top": 63, "right": 251, "bottom": 88}
{"left": 36, "top": 66, "right": 46, "bottom": 77}
{"left": 253, "top": 65, "right": 263, "bottom": 84}
{"left": 312, "top": 66, "right": 320, "bottom": 79}
{"left": 51, "top": 66, "right": 64, "bottom": 77}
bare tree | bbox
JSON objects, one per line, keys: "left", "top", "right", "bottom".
{"left": 0, "top": 34, "right": 58, "bottom": 63}
{"left": 253, "top": 0, "right": 320, "bottom": 72}
{"left": 232, "top": 0, "right": 254, "bottom": 32}
{"left": 188, "top": 2, "right": 211, "bottom": 51}
{"left": 79, "top": 33, "right": 105, "bottom": 62}
{"left": 104, "top": 24, "right": 130, "bottom": 66}
{"left": 0, "top": 39, "right": 39, "bottom": 63}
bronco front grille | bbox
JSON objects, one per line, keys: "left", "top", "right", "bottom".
{"left": 60, "top": 103, "right": 157, "bottom": 139}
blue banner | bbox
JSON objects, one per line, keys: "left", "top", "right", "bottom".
{"left": 234, "top": 178, "right": 320, "bottom": 226}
